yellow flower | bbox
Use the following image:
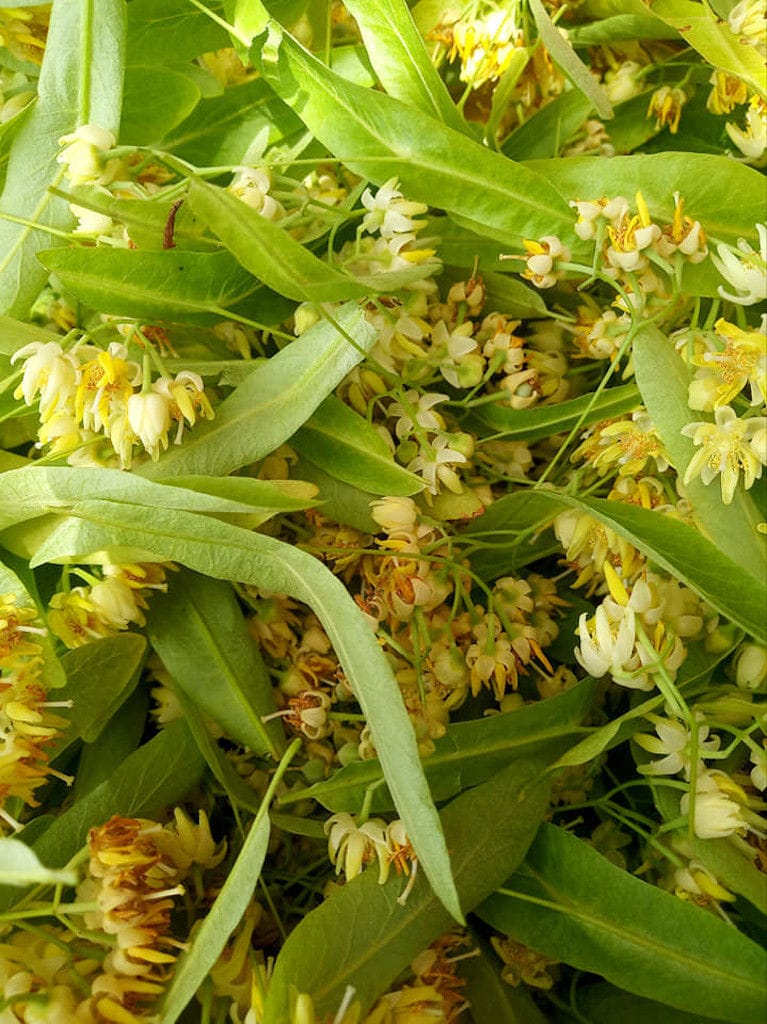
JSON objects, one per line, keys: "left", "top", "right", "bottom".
{"left": 693, "top": 318, "right": 767, "bottom": 407}
{"left": 647, "top": 85, "right": 687, "bottom": 134}
{"left": 682, "top": 405, "right": 767, "bottom": 504}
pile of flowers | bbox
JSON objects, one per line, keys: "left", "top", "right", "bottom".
{"left": 0, "top": 1, "right": 764, "bottom": 1022}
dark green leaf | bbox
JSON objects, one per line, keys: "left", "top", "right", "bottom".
{"left": 262, "top": 758, "right": 550, "bottom": 1021}
{"left": 120, "top": 66, "right": 201, "bottom": 145}
{"left": 30, "top": 720, "right": 204, "bottom": 871}
{"left": 279, "top": 680, "right": 596, "bottom": 812}
{"left": 126, "top": 0, "right": 230, "bottom": 64}
{"left": 292, "top": 395, "right": 424, "bottom": 496}
{"left": 467, "top": 383, "right": 640, "bottom": 442}
{"left": 478, "top": 823, "right": 767, "bottom": 1024}
{"left": 146, "top": 569, "right": 284, "bottom": 758}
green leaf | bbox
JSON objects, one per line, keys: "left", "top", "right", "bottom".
{"left": 253, "top": 28, "right": 575, "bottom": 246}
{"left": 529, "top": 0, "right": 613, "bottom": 119}
{"left": 120, "top": 65, "right": 201, "bottom": 145}
{"left": 159, "top": 813, "right": 270, "bottom": 1024}
{"left": 161, "top": 474, "right": 319, "bottom": 527}
{"left": 0, "top": 464, "right": 316, "bottom": 533}
{"left": 30, "top": 501, "right": 462, "bottom": 922}
{"left": 146, "top": 569, "right": 284, "bottom": 758}
{"left": 72, "top": 687, "right": 148, "bottom": 798}
{"left": 292, "top": 395, "right": 424, "bottom": 496}
{"left": 503, "top": 89, "right": 594, "bottom": 160}
{"left": 30, "top": 720, "right": 204, "bottom": 872}
{"left": 138, "top": 302, "right": 377, "bottom": 480}
{"left": 126, "top": 0, "right": 230, "bottom": 63}
{"left": 524, "top": 154, "right": 765, "bottom": 245}
{"left": 36, "top": 247, "right": 262, "bottom": 324}
{"left": 341, "top": 0, "right": 467, "bottom": 133}
{"left": 648, "top": 0, "right": 767, "bottom": 98}
{"left": 0, "top": 839, "right": 77, "bottom": 888}
{"left": 478, "top": 824, "right": 767, "bottom": 1024}
{"left": 567, "top": 13, "right": 679, "bottom": 44}
{"left": 0, "top": 314, "right": 61, "bottom": 356}
{"left": 279, "top": 680, "right": 596, "bottom": 812}
{"left": 262, "top": 758, "right": 550, "bottom": 1022}
{"left": 577, "top": 983, "right": 713, "bottom": 1024}
{"left": 0, "top": 556, "right": 65, "bottom": 689}
{"left": 291, "top": 457, "right": 380, "bottom": 532}
{"left": 172, "top": 689, "right": 263, "bottom": 813}
{"left": 165, "top": 78, "right": 303, "bottom": 166}
{"left": 0, "top": 0, "right": 126, "bottom": 315}
{"left": 53, "top": 634, "right": 146, "bottom": 753}
{"left": 634, "top": 323, "right": 766, "bottom": 579}
{"left": 467, "top": 382, "right": 641, "bottom": 442}
{"left": 187, "top": 178, "right": 370, "bottom": 303}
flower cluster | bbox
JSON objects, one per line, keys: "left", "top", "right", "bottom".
{"left": 0, "top": 591, "right": 69, "bottom": 827}
{"left": 12, "top": 339, "right": 214, "bottom": 468}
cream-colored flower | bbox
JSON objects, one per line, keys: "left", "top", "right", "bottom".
{"left": 229, "top": 166, "right": 282, "bottom": 219}
{"left": 127, "top": 389, "right": 171, "bottom": 460}
{"left": 325, "top": 812, "right": 389, "bottom": 882}
{"left": 681, "top": 769, "right": 765, "bottom": 839}
{"left": 727, "top": 95, "right": 767, "bottom": 164}
{"left": 575, "top": 602, "right": 641, "bottom": 685}
{"left": 360, "top": 177, "right": 427, "bottom": 239}
{"left": 56, "top": 123, "right": 117, "bottom": 185}
{"left": 682, "top": 405, "right": 767, "bottom": 504}
{"left": 407, "top": 435, "right": 467, "bottom": 495}
{"left": 11, "top": 341, "right": 79, "bottom": 420}
{"left": 733, "top": 642, "right": 767, "bottom": 691}
{"left": 518, "top": 235, "right": 571, "bottom": 289}
{"left": 712, "top": 224, "right": 767, "bottom": 305}
{"left": 635, "top": 713, "right": 720, "bottom": 779}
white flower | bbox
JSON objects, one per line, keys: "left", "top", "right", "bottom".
{"left": 733, "top": 643, "right": 767, "bottom": 691}
{"left": 635, "top": 713, "right": 720, "bottom": 779}
{"left": 369, "top": 496, "right": 419, "bottom": 535}
{"left": 680, "top": 769, "right": 763, "bottom": 839}
{"left": 324, "top": 812, "right": 389, "bottom": 882}
{"left": 682, "top": 405, "right": 766, "bottom": 505}
{"left": 712, "top": 224, "right": 767, "bottom": 305}
{"left": 11, "top": 341, "right": 79, "bottom": 420}
{"left": 389, "top": 390, "right": 447, "bottom": 439}
{"left": 56, "top": 124, "right": 117, "bottom": 186}
{"left": 127, "top": 390, "right": 171, "bottom": 460}
{"left": 89, "top": 576, "right": 143, "bottom": 631}
{"left": 575, "top": 602, "right": 644, "bottom": 686}
{"left": 360, "top": 177, "right": 427, "bottom": 239}
{"left": 407, "top": 435, "right": 466, "bottom": 494}
{"left": 228, "top": 166, "right": 282, "bottom": 219}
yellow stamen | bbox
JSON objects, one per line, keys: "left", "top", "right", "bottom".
{"left": 603, "top": 561, "right": 630, "bottom": 606}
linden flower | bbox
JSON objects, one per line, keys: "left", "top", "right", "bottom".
{"left": 325, "top": 812, "right": 389, "bottom": 883}
{"left": 126, "top": 389, "right": 171, "bottom": 460}
{"left": 682, "top": 405, "right": 767, "bottom": 504}
{"left": 228, "top": 166, "right": 282, "bottom": 219}
{"left": 575, "top": 601, "right": 641, "bottom": 685}
{"left": 707, "top": 71, "right": 749, "bottom": 115}
{"left": 56, "top": 123, "right": 117, "bottom": 186}
{"left": 11, "top": 340, "right": 79, "bottom": 420}
{"left": 695, "top": 318, "right": 767, "bottom": 407}
{"left": 635, "top": 713, "right": 720, "bottom": 780}
{"left": 570, "top": 195, "right": 628, "bottom": 241}
{"left": 360, "top": 177, "right": 427, "bottom": 239}
{"left": 407, "top": 435, "right": 467, "bottom": 495}
{"left": 605, "top": 193, "right": 661, "bottom": 272}
{"left": 518, "top": 235, "right": 571, "bottom": 289}
{"left": 712, "top": 224, "right": 767, "bottom": 305}
{"left": 727, "top": 95, "right": 767, "bottom": 164}
{"left": 681, "top": 769, "right": 765, "bottom": 839}
{"left": 647, "top": 85, "right": 687, "bottom": 134}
